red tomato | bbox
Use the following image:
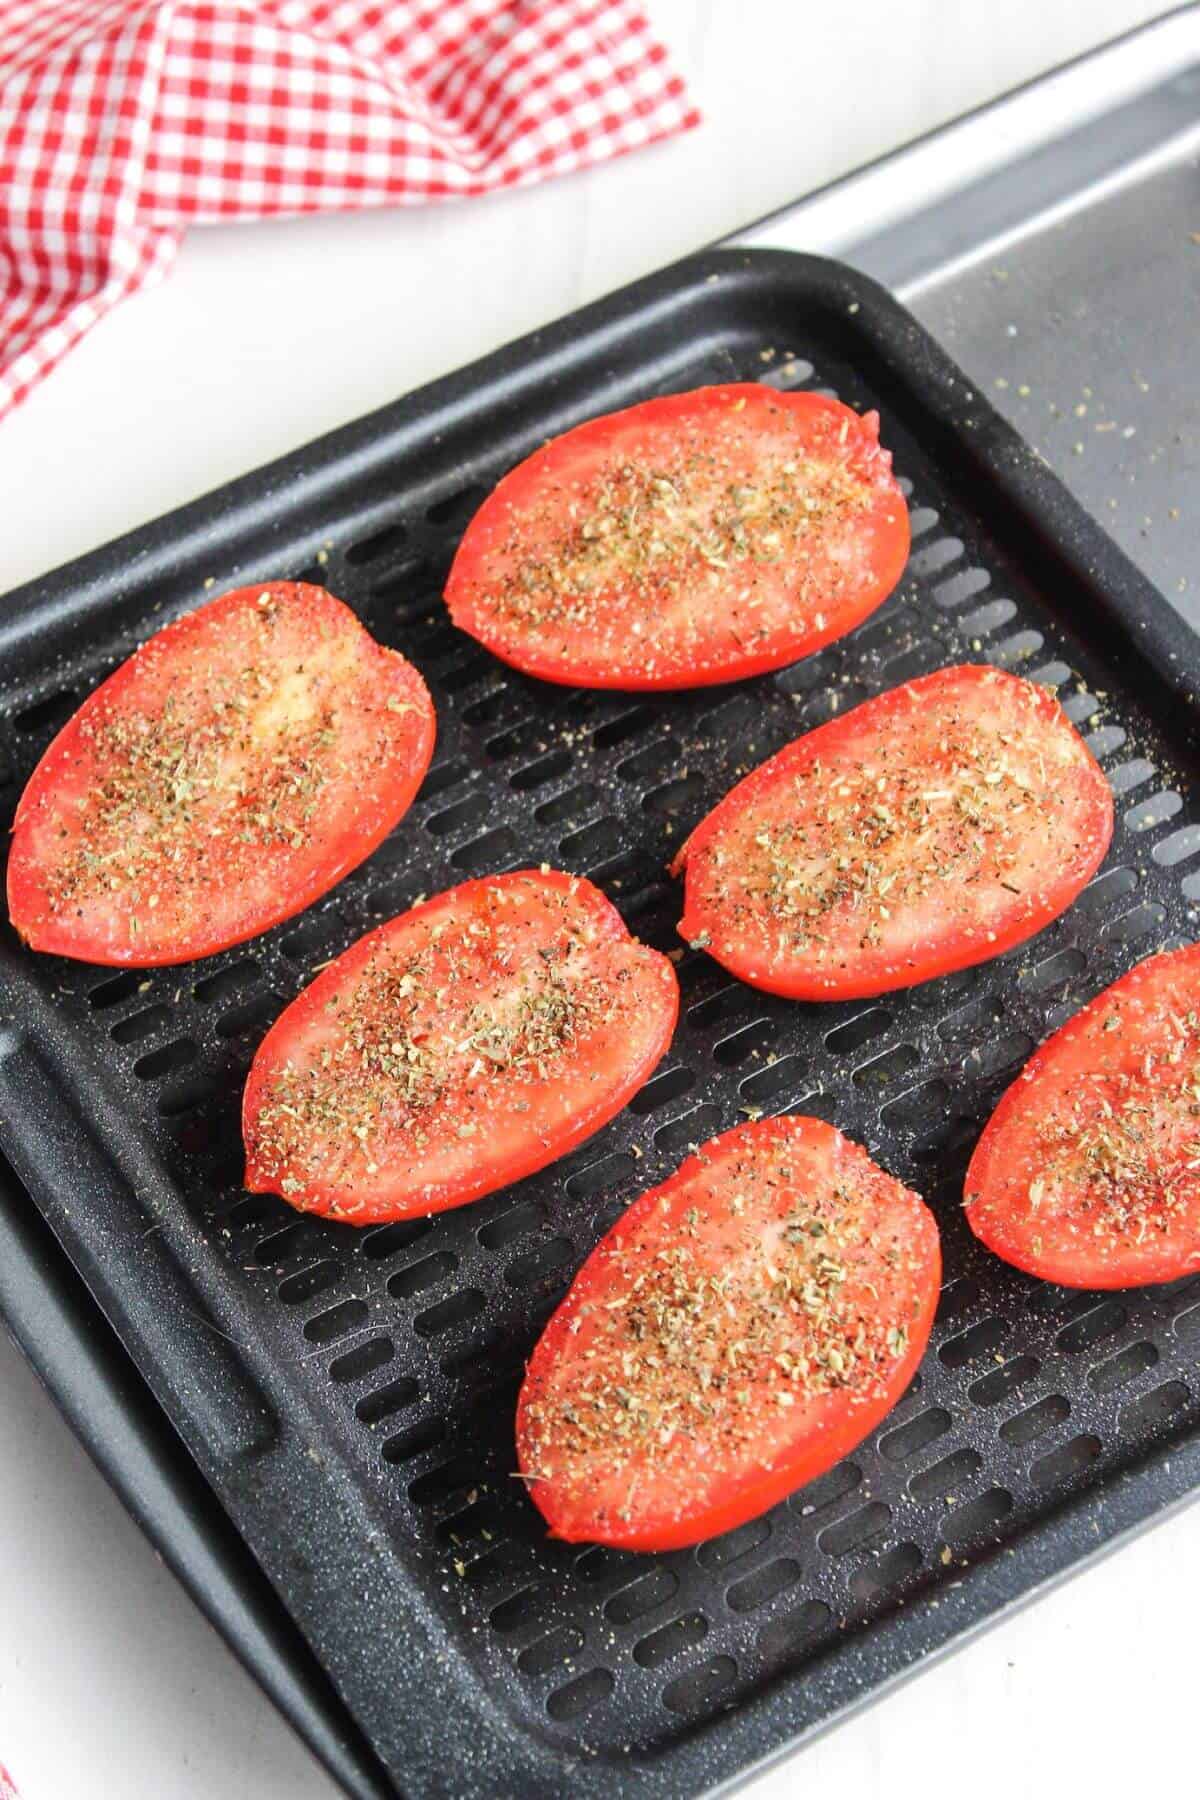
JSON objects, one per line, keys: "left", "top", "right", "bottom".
{"left": 966, "top": 944, "right": 1200, "bottom": 1288}
{"left": 674, "top": 664, "right": 1113, "bottom": 1000}
{"left": 445, "top": 385, "right": 909, "bottom": 690}
{"left": 243, "top": 870, "right": 678, "bottom": 1223}
{"left": 7, "top": 583, "right": 435, "bottom": 967}
{"left": 516, "top": 1115, "right": 939, "bottom": 1551}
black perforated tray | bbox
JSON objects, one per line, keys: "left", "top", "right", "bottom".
{"left": 3, "top": 250, "right": 1200, "bottom": 1800}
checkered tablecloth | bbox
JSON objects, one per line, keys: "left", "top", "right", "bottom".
{"left": 0, "top": 1, "right": 698, "bottom": 420}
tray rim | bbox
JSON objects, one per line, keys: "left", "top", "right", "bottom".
{"left": 2, "top": 245, "right": 1200, "bottom": 1800}
{"left": 0, "top": 1150, "right": 396, "bottom": 1800}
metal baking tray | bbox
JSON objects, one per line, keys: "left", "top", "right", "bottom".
{"left": 3, "top": 246, "right": 1200, "bottom": 1800}
{"left": 741, "top": 3, "right": 1200, "bottom": 619}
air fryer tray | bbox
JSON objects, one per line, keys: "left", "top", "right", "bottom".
{"left": 3, "top": 250, "right": 1200, "bottom": 1800}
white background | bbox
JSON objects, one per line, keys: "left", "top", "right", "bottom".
{"left": 0, "top": 4, "right": 1190, "bottom": 1797}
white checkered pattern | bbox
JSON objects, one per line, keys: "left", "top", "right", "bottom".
{"left": 0, "top": 1, "right": 698, "bottom": 419}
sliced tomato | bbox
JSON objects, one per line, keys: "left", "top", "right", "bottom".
{"left": 7, "top": 583, "right": 435, "bottom": 966}
{"left": 673, "top": 664, "right": 1113, "bottom": 1000}
{"left": 243, "top": 870, "right": 678, "bottom": 1222}
{"left": 516, "top": 1115, "right": 939, "bottom": 1551}
{"left": 445, "top": 385, "right": 909, "bottom": 690}
{"left": 966, "top": 944, "right": 1200, "bottom": 1288}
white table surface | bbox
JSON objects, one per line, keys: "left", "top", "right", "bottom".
{"left": 0, "top": 4, "right": 1191, "bottom": 1797}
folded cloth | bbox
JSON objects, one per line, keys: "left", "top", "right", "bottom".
{"left": 0, "top": 1, "right": 698, "bottom": 420}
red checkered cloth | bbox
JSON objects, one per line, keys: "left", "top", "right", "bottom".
{"left": 0, "top": 1, "right": 698, "bottom": 420}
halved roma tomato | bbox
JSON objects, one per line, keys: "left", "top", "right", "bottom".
{"left": 673, "top": 664, "right": 1113, "bottom": 1000}
{"left": 516, "top": 1115, "right": 939, "bottom": 1551}
{"left": 966, "top": 944, "right": 1200, "bottom": 1288}
{"left": 445, "top": 385, "right": 909, "bottom": 690}
{"left": 243, "top": 870, "right": 678, "bottom": 1222}
{"left": 7, "top": 583, "right": 434, "bottom": 966}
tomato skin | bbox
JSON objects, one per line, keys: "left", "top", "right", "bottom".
{"left": 243, "top": 870, "right": 679, "bottom": 1223}
{"left": 966, "top": 944, "right": 1200, "bottom": 1289}
{"left": 517, "top": 1115, "right": 939, "bottom": 1551}
{"left": 674, "top": 664, "right": 1113, "bottom": 1001}
{"left": 445, "top": 385, "right": 910, "bottom": 691}
{"left": 7, "top": 583, "right": 435, "bottom": 967}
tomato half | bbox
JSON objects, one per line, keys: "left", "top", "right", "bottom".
{"left": 673, "top": 664, "right": 1113, "bottom": 1000}
{"left": 966, "top": 944, "right": 1200, "bottom": 1288}
{"left": 445, "top": 385, "right": 909, "bottom": 690}
{"left": 7, "top": 583, "right": 435, "bottom": 967}
{"left": 516, "top": 1115, "right": 939, "bottom": 1551}
{"left": 243, "top": 870, "right": 678, "bottom": 1222}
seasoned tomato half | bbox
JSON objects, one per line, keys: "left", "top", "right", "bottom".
{"left": 243, "top": 870, "right": 679, "bottom": 1222}
{"left": 674, "top": 664, "right": 1112, "bottom": 1000}
{"left": 517, "top": 1115, "right": 940, "bottom": 1550}
{"left": 445, "top": 385, "right": 910, "bottom": 690}
{"left": 967, "top": 943, "right": 1200, "bottom": 1288}
{"left": 7, "top": 583, "right": 435, "bottom": 966}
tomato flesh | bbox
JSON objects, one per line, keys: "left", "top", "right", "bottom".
{"left": 243, "top": 871, "right": 678, "bottom": 1222}
{"left": 966, "top": 944, "right": 1200, "bottom": 1288}
{"left": 517, "top": 1115, "right": 939, "bottom": 1550}
{"left": 674, "top": 664, "right": 1113, "bottom": 1000}
{"left": 445, "top": 385, "right": 910, "bottom": 690}
{"left": 7, "top": 583, "right": 435, "bottom": 966}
